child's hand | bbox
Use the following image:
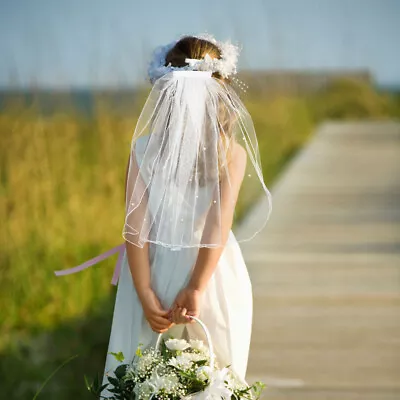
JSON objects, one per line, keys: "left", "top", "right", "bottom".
{"left": 170, "top": 287, "right": 203, "bottom": 324}
{"left": 139, "top": 288, "right": 173, "bottom": 333}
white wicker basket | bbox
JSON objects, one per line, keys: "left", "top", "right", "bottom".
{"left": 155, "top": 316, "right": 250, "bottom": 400}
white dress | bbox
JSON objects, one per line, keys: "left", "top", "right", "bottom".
{"left": 101, "top": 136, "right": 253, "bottom": 398}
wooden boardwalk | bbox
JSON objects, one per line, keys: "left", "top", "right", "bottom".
{"left": 239, "top": 121, "right": 400, "bottom": 400}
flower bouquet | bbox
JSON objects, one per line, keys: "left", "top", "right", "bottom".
{"left": 87, "top": 317, "right": 265, "bottom": 400}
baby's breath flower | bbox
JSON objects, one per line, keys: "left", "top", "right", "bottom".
{"left": 134, "top": 380, "right": 154, "bottom": 400}
{"left": 134, "top": 348, "right": 162, "bottom": 379}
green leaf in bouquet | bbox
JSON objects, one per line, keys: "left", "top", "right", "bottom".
{"left": 110, "top": 351, "right": 125, "bottom": 362}
{"left": 135, "top": 348, "right": 142, "bottom": 357}
{"left": 189, "top": 378, "right": 208, "bottom": 393}
{"left": 234, "top": 386, "right": 251, "bottom": 398}
{"left": 135, "top": 343, "right": 144, "bottom": 357}
{"left": 160, "top": 337, "right": 170, "bottom": 360}
{"left": 107, "top": 376, "right": 120, "bottom": 387}
{"left": 234, "top": 380, "right": 266, "bottom": 400}
{"left": 114, "top": 364, "right": 128, "bottom": 379}
{"left": 252, "top": 381, "right": 266, "bottom": 399}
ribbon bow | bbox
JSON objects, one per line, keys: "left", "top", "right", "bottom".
{"left": 54, "top": 242, "right": 126, "bottom": 285}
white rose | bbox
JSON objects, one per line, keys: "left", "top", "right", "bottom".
{"left": 165, "top": 338, "right": 190, "bottom": 351}
{"left": 189, "top": 339, "right": 207, "bottom": 353}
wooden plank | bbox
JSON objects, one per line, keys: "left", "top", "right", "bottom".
{"left": 240, "top": 121, "right": 400, "bottom": 400}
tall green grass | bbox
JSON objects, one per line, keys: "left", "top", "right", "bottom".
{"left": 0, "top": 78, "right": 398, "bottom": 399}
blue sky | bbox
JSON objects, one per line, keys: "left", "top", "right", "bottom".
{"left": 0, "top": 0, "right": 399, "bottom": 88}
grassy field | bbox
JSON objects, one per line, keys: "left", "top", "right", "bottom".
{"left": 0, "top": 78, "right": 398, "bottom": 399}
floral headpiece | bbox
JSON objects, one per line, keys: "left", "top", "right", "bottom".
{"left": 147, "top": 33, "right": 241, "bottom": 84}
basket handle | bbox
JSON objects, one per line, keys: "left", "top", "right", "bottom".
{"left": 155, "top": 316, "right": 215, "bottom": 369}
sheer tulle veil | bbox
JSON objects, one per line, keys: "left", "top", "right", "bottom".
{"left": 123, "top": 68, "right": 272, "bottom": 250}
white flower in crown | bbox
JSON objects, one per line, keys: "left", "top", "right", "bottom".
{"left": 147, "top": 33, "right": 240, "bottom": 83}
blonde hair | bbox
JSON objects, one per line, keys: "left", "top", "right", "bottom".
{"left": 165, "top": 36, "right": 235, "bottom": 183}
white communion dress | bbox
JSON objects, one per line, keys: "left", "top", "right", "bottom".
{"left": 101, "top": 135, "right": 253, "bottom": 398}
